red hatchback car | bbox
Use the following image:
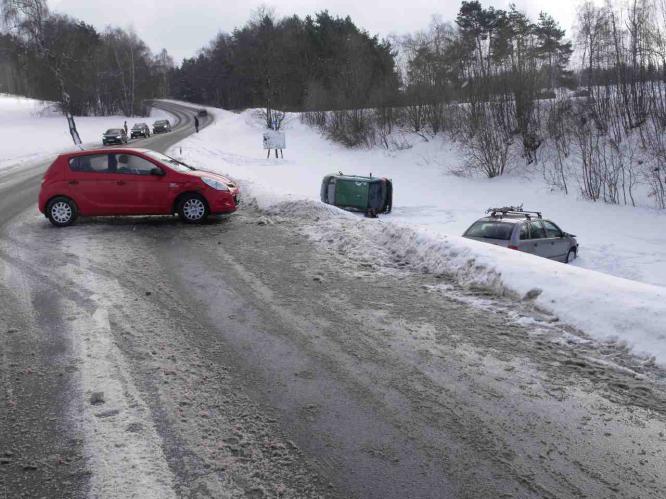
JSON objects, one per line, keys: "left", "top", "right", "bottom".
{"left": 39, "top": 148, "right": 239, "bottom": 227}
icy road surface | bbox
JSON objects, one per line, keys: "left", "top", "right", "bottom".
{"left": 1, "top": 101, "right": 665, "bottom": 498}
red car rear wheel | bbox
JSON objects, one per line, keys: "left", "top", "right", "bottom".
{"left": 46, "top": 196, "right": 78, "bottom": 227}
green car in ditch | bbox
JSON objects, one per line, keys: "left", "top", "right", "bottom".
{"left": 320, "top": 173, "right": 393, "bottom": 217}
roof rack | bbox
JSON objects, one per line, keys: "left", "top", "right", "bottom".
{"left": 486, "top": 205, "right": 542, "bottom": 219}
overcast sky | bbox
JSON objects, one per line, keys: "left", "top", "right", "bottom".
{"left": 50, "top": 0, "right": 581, "bottom": 63}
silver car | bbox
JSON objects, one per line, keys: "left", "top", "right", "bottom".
{"left": 463, "top": 208, "right": 578, "bottom": 263}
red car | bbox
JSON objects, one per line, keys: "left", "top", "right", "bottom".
{"left": 38, "top": 148, "right": 239, "bottom": 227}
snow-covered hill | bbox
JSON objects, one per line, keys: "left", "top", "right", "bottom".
{"left": 167, "top": 104, "right": 666, "bottom": 365}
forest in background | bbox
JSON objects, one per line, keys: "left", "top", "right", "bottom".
{"left": 171, "top": 9, "right": 399, "bottom": 116}
{"left": 0, "top": 0, "right": 173, "bottom": 116}
{"left": 1, "top": 0, "right": 665, "bottom": 207}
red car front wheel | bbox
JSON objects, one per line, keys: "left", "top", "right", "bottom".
{"left": 178, "top": 194, "right": 209, "bottom": 223}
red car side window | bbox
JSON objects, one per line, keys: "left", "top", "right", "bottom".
{"left": 69, "top": 154, "right": 111, "bottom": 173}
{"left": 116, "top": 154, "right": 159, "bottom": 176}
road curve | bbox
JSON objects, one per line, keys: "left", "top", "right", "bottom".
{"left": 1, "top": 101, "right": 666, "bottom": 499}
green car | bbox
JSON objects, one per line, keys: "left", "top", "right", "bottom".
{"left": 320, "top": 173, "right": 392, "bottom": 217}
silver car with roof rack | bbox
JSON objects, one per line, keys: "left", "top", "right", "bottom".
{"left": 463, "top": 206, "right": 579, "bottom": 263}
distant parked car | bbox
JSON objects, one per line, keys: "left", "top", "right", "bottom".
{"left": 131, "top": 123, "right": 151, "bottom": 139}
{"left": 102, "top": 128, "right": 128, "bottom": 145}
{"left": 463, "top": 207, "right": 578, "bottom": 263}
{"left": 38, "top": 148, "right": 240, "bottom": 227}
{"left": 153, "top": 119, "right": 171, "bottom": 134}
{"left": 197, "top": 109, "right": 208, "bottom": 117}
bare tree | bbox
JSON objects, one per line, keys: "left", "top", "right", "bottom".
{"left": 575, "top": 1, "right": 608, "bottom": 93}
{"left": 154, "top": 48, "right": 174, "bottom": 98}
{"left": 1, "top": 0, "right": 80, "bottom": 141}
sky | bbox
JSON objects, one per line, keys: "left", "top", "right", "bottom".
{"left": 50, "top": 0, "right": 581, "bottom": 63}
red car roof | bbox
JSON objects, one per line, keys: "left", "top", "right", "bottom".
{"left": 58, "top": 147, "right": 154, "bottom": 158}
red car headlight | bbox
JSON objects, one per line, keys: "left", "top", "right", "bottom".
{"left": 201, "top": 177, "right": 230, "bottom": 191}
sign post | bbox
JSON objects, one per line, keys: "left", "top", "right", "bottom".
{"left": 262, "top": 130, "right": 285, "bottom": 159}
{"left": 67, "top": 114, "right": 82, "bottom": 149}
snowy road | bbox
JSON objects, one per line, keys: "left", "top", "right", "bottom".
{"left": 1, "top": 103, "right": 666, "bottom": 498}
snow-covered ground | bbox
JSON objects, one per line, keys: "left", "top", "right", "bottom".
{"left": 0, "top": 94, "right": 170, "bottom": 171}
{"left": 167, "top": 104, "right": 666, "bottom": 365}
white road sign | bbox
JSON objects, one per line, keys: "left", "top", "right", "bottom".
{"left": 263, "top": 130, "right": 286, "bottom": 149}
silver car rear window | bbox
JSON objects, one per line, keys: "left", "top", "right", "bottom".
{"left": 465, "top": 221, "right": 514, "bottom": 240}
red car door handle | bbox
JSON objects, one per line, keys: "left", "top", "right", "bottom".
{"left": 117, "top": 180, "right": 126, "bottom": 186}
{"left": 68, "top": 180, "right": 78, "bottom": 185}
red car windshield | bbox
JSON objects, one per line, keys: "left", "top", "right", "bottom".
{"left": 144, "top": 150, "right": 196, "bottom": 173}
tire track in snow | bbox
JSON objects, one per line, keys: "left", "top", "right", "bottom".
{"left": 65, "top": 266, "right": 177, "bottom": 498}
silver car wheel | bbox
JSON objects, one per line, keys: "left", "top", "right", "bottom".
{"left": 51, "top": 201, "right": 73, "bottom": 224}
{"left": 183, "top": 198, "right": 206, "bottom": 221}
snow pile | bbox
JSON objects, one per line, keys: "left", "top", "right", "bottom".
{"left": 255, "top": 196, "right": 666, "bottom": 364}
{"left": 316, "top": 213, "right": 666, "bottom": 362}
{"left": 0, "top": 93, "right": 170, "bottom": 171}
{"left": 168, "top": 105, "right": 666, "bottom": 365}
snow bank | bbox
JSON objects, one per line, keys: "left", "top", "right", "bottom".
{"left": 0, "top": 93, "right": 171, "bottom": 171}
{"left": 167, "top": 105, "right": 666, "bottom": 365}
{"left": 251, "top": 195, "right": 666, "bottom": 365}
{"left": 324, "top": 213, "right": 666, "bottom": 363}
